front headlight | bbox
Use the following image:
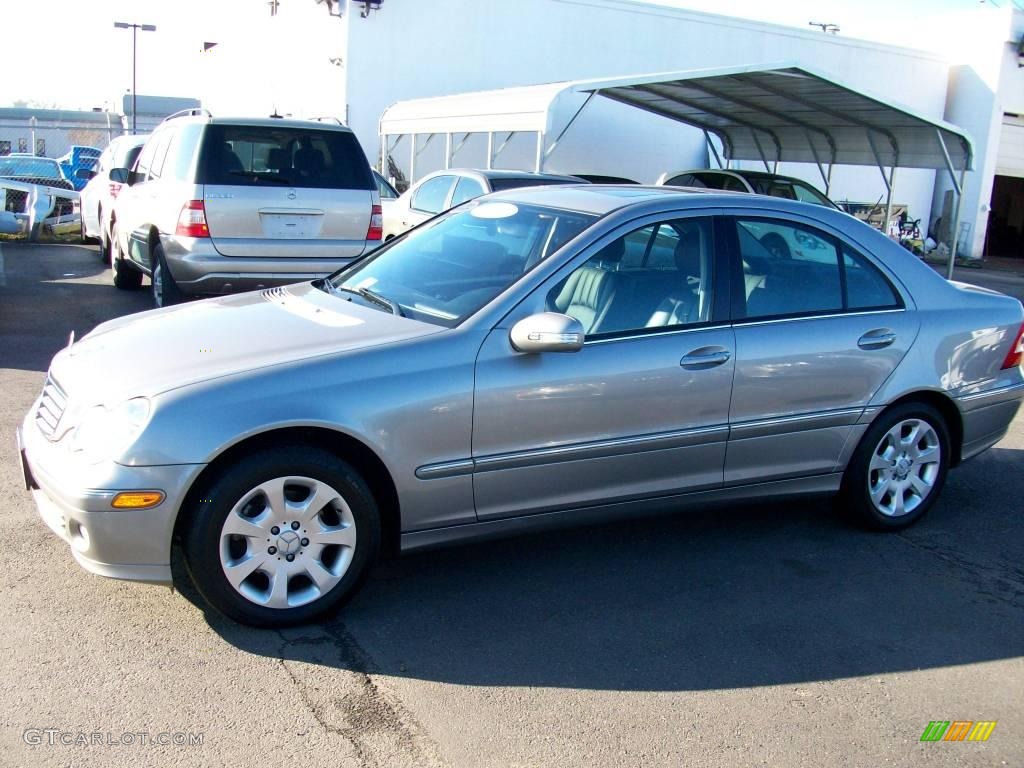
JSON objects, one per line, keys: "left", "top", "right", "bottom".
{"left": 69, "top": 397, "right": 150, "bottom": 462}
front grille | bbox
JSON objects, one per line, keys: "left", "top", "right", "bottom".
{"left": 35, "top": 375, "right": 68, "bottom": 441}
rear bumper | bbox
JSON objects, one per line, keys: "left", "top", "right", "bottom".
{"left": 160, "top": 235, "right": 371, "bottom": 295}
{"left": 955, "top": 379, "right": 1024, "bottom": 462}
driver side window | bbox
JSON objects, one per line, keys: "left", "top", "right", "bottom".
{"left": 546, "top": 218, "right": 714, "bottom": 338}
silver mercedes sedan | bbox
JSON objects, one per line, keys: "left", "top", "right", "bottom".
{"left": 18, "top": 185, "right": 1024, "bottom": 626}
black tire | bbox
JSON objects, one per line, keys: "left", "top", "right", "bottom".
{"left": 151, "top": 242, "right": 185, "bottom": 307}
{"left": 841, "top": 402, "right": 950, "bottom": 531}
{"left": 182, "top": 446, "right": 381, "bottom": 627}
{"left": 110, "top": 222, "right": 143, "bottom": 290}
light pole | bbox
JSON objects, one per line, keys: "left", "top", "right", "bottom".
{"left": 114, "top": 21, "right": 157, "bottom": 134}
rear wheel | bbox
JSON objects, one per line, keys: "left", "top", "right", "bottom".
{"left": 151, "top": 242, "right": 184, "bottom": 307}
{"left": 841, "top": 402, "right": 949, "bottom": 530}
{"left": 110, "top": 222, "right": 142, "bottom": 290}
{"left": 182, "top": 447, "right": 381, "bottom": 627}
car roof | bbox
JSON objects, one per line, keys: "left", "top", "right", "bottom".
{"left": 162, "top": 114, "right": 355, "bottom": 133}
{"left": 487, "top": 184, "right": 726, "bottom": 215}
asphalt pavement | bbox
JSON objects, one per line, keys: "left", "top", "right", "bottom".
{"left": 0, "top": 241, "right": 1022, "bottom": 768}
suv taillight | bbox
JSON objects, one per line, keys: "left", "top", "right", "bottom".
{"left": 1002, "top": 323, "right": 1024, "bottom": 370}
{"left": 366, "top": 204, "right": 382, "bottom": 241}
{"left": 108, "top": 182, "right": 122, "bottom": 199}
{"left": 175, "top": 200, "right": 209, "bottom": 238}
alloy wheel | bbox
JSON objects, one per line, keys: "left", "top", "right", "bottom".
{"left": 218, "top": 476, "right": 357, "bottom": 609}
{"left": 867, "top": 418, "right": 941, "bottom": 517}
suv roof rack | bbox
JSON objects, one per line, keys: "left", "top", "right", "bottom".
{"left": 162, "top": 107, "right": 213, "bottom": 124}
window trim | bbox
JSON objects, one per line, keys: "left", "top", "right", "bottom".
{"left": 725, "top": 215, "right": 905, "bottom": 325}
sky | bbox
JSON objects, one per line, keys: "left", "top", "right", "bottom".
{"left": 1, "top": 0, "right": 1018, "bottom": 114}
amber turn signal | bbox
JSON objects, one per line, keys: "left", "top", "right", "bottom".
{"left": 111, "top": 491, "right": 165, "bottom": 509}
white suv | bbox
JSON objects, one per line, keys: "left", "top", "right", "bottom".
{"left": 109, "top": 112, "right": 382, "bottom": 307}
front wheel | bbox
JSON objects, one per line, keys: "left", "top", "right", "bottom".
{"left": 182, "top": 447, "right": 381, "bottom": 627}
{"left": 841, "top": 402, "right": 950, "bottom": 531}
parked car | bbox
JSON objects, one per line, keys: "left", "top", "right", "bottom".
{"left": 79, "top": 134, "right": 148, "bottom": 253}
{"left": 58, "top": 146, "right": 103, "bottom": 191}
{"left": 108, "top": 112, "right": 381, "bottom": 307}
{"left": 373, "top": 169, "right": 399, "bottom": 200}
{"left": 381, "top": 168, "right": 583, "bottom": 240}
{"left": 0, "top": 155, "right": 78, "bottom": 234}
{"left": 571, "top": 174, "right": 640, "bottom": 184}
{"left": 19, "top": 185, "right": 1024, "bottom": 626}
{"left": 658, "top": 168, "right": 837, "bottom": 208}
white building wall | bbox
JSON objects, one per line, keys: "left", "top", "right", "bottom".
{"left": 344, "top": 0, "right": 952, "bottom": 239}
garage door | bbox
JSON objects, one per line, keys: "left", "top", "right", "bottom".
{"left": 996, "top": 114, "right": 1024, "bottom": 178}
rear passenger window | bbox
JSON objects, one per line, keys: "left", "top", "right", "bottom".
{"left": 450, "top": 176, "right": 485, "bottom": 206}
{"left": 411, "top": 176, "right": 455, "bottom": 214}
{"left": 736, "top": 219, "right": 842, "bottom": 319}
{"left": 546, "top": 218, "right": 714, "bottom": 338}
{"left": 734, "top": 219, "right": 902, "bottom": 320}
{"left": 844, "top": 249, "right": 901, "bottom": 309}
{"left": 198, "top": 124, "right": 373, "bottom": 190}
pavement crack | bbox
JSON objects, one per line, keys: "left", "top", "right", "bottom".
{"left": 276, "top": 624, "right": 445, "bottom": 768}
{"left": 896, "top": 532, "right": 1024, "bottom": 607}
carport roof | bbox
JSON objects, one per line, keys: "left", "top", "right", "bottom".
{"left": 379, "top": 63, "right": 973, "bottom": 172}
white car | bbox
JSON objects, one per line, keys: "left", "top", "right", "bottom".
{"left": 381, "top": 168, "right": 582, "bottom": 240}
{"left": 79, "top": 134, "right": 148, "bottom": 261}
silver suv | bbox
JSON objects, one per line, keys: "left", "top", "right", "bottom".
{"left": 108, "top": 112, "right": 382, "bottom": 307}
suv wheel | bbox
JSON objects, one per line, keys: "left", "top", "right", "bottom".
{"left": 183, "top": 447, "right": 381, "bottom": 627}
{"left": 151, "top": 243, "right": 185, "bottom": 307}
{"left": 110, "top": 222, "right": 143, "bottom": 290}
{"left": 841, "top": 402, "right": 950, "bottom": 531}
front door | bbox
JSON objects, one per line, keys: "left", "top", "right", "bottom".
{"left": 724, "top": 213, "right": 918, "bottom": 484}
{"left": 471, "top": 215, "right": 736, "bottom": 520}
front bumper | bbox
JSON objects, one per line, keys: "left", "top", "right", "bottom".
{"left": 18, "top": 415, "right": 204, "bottom": 584}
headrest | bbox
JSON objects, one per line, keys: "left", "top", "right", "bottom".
{"left": 594, "top": 237, "right": 625, "bottom": 265}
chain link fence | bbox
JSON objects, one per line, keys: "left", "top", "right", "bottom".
{"left": 0, "top": 108, "right": 124, "bottom": 241}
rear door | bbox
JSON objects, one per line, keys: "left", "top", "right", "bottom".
{"left": 199, "top": 123, "right": 376, "bottom": 260}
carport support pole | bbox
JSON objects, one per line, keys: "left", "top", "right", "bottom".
{"left": 409, "top": 134, "right": 416, "bottom": 184}
{"left": 444, "top": 133, "right": 452, "bottom": 170}
{"left": 883, "top": 166, "right": 897, "bottom": 238}
{"left": 947, "top": 166, "right": 968, "bottom": 280}
{"left": 535, "top": 131, "right": 544, "bottom": 173}
{"left": 486, "top": 133, "right": 494, "bottom": 170}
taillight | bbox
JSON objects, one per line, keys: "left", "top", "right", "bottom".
{"left": 175, "top": 200, "right": 209, "bottom": 238}
{"left": 108, "top": 182, "right": 122, "bottom": 199}
{"left": 366, "top": 204, "right": 382, "bottom": 241}
{"left": 1002, "top": 323, "right": 1024, "bottom": 370}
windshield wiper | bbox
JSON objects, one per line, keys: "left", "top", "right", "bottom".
{"left": 332, "top": 285, "right": 403, "bottom": 316}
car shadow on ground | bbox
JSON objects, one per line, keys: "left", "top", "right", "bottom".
{"left": 190, "top": 445, "right": 1024, "bottom": 692}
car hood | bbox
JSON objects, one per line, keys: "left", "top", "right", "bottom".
{"left": 49, "top": 282, "right": 442, "bottom": 406}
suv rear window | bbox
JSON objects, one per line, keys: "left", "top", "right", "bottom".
{"left": 197, "top": 124, "right": 373, "bottom": 190}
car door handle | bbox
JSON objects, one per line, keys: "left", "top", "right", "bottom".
{"left": 680, "top": 346, "right": 731, "bottom": 369}
{"left": 858, "top": 329, "right": 897, "bottom": 350}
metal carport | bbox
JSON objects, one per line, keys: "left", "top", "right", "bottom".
{"left": 379, "top": 63, "right": 974, "bottom": 277}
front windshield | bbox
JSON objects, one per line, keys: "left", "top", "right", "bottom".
{"left": 329, "top": 200, "right": 596, "bottom": 327}
{"left": 0, "top": 157, "right": 61, "bottom": 178}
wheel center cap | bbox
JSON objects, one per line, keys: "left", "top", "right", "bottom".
{"left": 276, "top": 530, "right": 301, "bottom": 555}
{"left": 895, "top": 456, "right": 912, "bottom": 479}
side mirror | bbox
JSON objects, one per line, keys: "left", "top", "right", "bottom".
{"left": 75, "top": 168, "right": 96, "bottom": 181}
{"left": 109, "top": 167, "right": 130, "bottom": 184}
{"left": 510, "top": 312, "right": 585, "bottom": 354}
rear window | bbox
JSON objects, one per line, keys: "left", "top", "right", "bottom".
{"left": 488, "top": 177, "right": 576, "bottom": 192}
{"left": 197, "top": 124, "right": 373, "bottom": 190}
